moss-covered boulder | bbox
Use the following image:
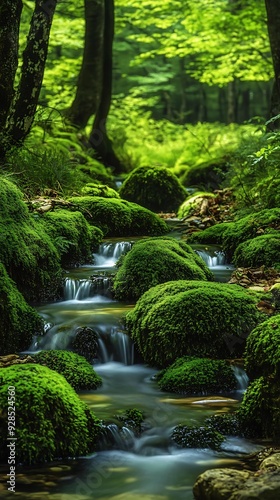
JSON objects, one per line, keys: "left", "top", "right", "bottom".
{"left": 244, "top": 315, "right": 280, "bottom": 381}
{"left": 67, "top": 196, "right": 169, "bottom": 236}
{"left": 71, "top": 327, "right": 99, "bottom": 362}
{"left": 205, "top": 413, "right": 241, "bottom": 436}
{"left": 177, "top": 192, "right": 215, "bottom": 219}
{"left": 119, "top": 165, "right": 186, "bottom": 212}
{"left": 0, "top": 263, "right": 43, "bottom": 355}
{"left": 238, "top": 377, "right": 280, "bottom": 440}
{"left": 41, "top": 209, "right": 103, "bottom": 267}
{"left": 125, "top": 280, "right": 263, "bottom": 368}
{"left": 0, "top": 364, "right": 101, "bottom": 464}
{"left": 188, "top": 222, "right": 230, "bottom": 245}
{"left": 33, "top": 350, "right": 102, "bottom": 391}
{"left": 0, "top": 178, "right": 63, "bottom": 302}
{"left": 172, "top": 424, "right": 225, "bottom": 450}
{"left": 233, "top": 234, "right": 280, "bottom": 269}
{"left": 181, "top": 157, "right": 229, "bottom": 191}
{"left": 80, "top": 183, "right": 120, "bottom": 198}
{"left": 113, "top": 238, "right": 213, "bottom": 301}
{"left": 157, "top": 357, "right": 237, "bottom": 394}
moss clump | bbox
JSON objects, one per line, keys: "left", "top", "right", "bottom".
{"left": 113, "top": 238, "right": 213, "bottom": 301}
{"left": 0, "top": 364, "right": 101, "bottom": 464}
{"left": 80, "top": 183, "right": 120, "bottom": 198}
{"left": 119, "top": 165, "right": 186, "bottom": 212}
{"left": 244, "top": 315, "right": 280, "bottom": 380}
{"left": 181, "top": 157, "right": 228, "bottom": 191}
{"left": 41, "top": 209, "right": 103, "bottom": 267}
{"left": 0, "top": 178, "right": 63, "bottom": 302}
{"left": 238, "top": 377, "right": 280, "bottom": 440}
{"left": 33, "top": 350, "right": 102, "bottom": 391}
{"left": 67, "top": 196, "right": 169, "bottom": 236}
{"left": 177, "top": 192, "right": 215, "bottom": 219}
{"left": 205, "top": 413, "right": 241, "bottom": 436}
{"left": 172, "top": 424, "right": 224, "bottom": 450}
{"left": 71, "top": 327, "right": 99, "bottom": 362}
{"left": 0, "top": 263, "right": 43, "bottom": 355}
{"left": 233, "top": 234, "right": 280, "bottom": 269}
{"left": 125, "top": 280, "right": 263, "bottom": 368}
{"left": 188, "top": 222, "right": 230, "bottom": 245}
{"left": 157, "top": 357, "right": 237, "bottom": 394}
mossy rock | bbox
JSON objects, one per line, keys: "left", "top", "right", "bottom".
{"left": 238, "top": 377, "right": 280, "bottom": 440}
{"left": 33, "top": 350, "right": 102, "bottom": 391}
{"left": 180, "top": 157, "right": 229, "bottom": 191}
{"left": 0, "top": 178, "right": 63, "bottom": 302}
{"left": 177, "top": 192, "right": 215, "bottom": 219}
{"left": 172, "top": 424, "right": 224, "bottom": 450}
{"left": 205, "top": 413, "right": 241, "bottom": 436}
{"left": 41, "top": 209, "right": 103, "bottom": 268}
{"left": 125, "top": 280, "right": 263, "bottom": 368}
{"left": 0, "top": 263, "right": 43, "bottom": 355}
{"left": 71, "top": 327, "right": 99, "bottom": 362}
{"left": 67, "top": 196, "right": 169, "bottom": 236}
{"left": 113, "top": 238, "right": 213, "bottom": 301}
{"left": 0, "top": 364, "right": 101, "bottom": 464}
{"left": 244, "top": 314, "right": 280, "bottom": 380}
{"left": 119, "top": 165, "right": 186, "bottom": 212}
{"left": 80, "top": 183, "right": 120, "bottom": 198}
{"left": 233, "top": 234, "right": 280, "bottom": 269}
{"left": 188, "top": 222, "right": 231, "bottom": 245}
{"left": 157, "top": 357, "right": 237, "bottom": 394}
{"left": 77, "top": 157, "right": 114, "bottom": 185}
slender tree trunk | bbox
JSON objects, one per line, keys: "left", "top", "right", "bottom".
{"left": 227, "top": 80, "right": 238, "bottom": 123}
{"left": 6, "top": 0, "right": 57, "bottom": 144}
{"left": 88, "top": 0, "right": 121, "bottom": 171}
{"left": 265, "top": 0, "right": 280, "bottom": 129}
{"left": 66, "top": 0, "right": 105, "bottom": 128}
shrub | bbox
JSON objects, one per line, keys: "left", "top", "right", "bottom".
{"left": 67, "top": 196, "right": 169, "bottom": 236}
{"left": 33, "top": 350, "right": 102, "bottom": 391}
{"left": 157, "top": 357, "right": 237, "bottom": 394}
{"left": 113, "top": 238, "right": 213, "bottom": 301}
{"left": 119, "top": 165, "right": 186, "bottom": 212}
{"left": 0, "top": 364, "right": 101, "bottom": 464}
{"left": 233, "top": 234, "right": 280, "bottom": 269}
{"left": 0, "top": 263, "right": 43, "bottom": 355}
{"left": 125, "top": 280, "right": 263, "bottom": 368}
{"left": 172, "top": 424, "right": 224, "bottom": 450}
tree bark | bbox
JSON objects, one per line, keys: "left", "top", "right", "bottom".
{"left": 265, "top": 0, "right": 280, "bottom": 129}
{"left": 6, "top": 0, "right": 58, "bottom": 144}
{"left": 66, "top": 0, "right": 105, "bottom": 128}
{"left": 0, "top": 0, "right": 22, "bottom": 129}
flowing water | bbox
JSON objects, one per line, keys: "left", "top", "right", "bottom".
{"left": 6, "top": 240, "right": 263, "bottom": 500}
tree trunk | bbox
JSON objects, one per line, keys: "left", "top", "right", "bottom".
{"left": 227, "top": 80, "right": 238, "bottom": 123}
{"left": 6, "top": 0, "right": 57, "bottom": 144}
{"left": 88, "top": 0, "right": 121, "bottom": 172}
{"left": 66, "top": 0, "right": 105, "bottom": 128}
{"left": 265, "top": 0, "right": 280, "bottom": 129}
{"left": 0, "top": 0, "right": 22, "bottom": 129}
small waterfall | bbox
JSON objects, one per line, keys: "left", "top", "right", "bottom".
{"left": 195, "top": 249, "right": 226, "bottom": 268}
{"left": 64, "top": 277, "right": 112, "bottom": 300}
{"left": 232, "top": 366, "right": 249, "bottom": 392}
{"left": 100, "top": 424, "right": 135, "bottom": 451}
{"left": 93, "top": 241, "right": 132, "bottom": 267}
{"left": 97, "top": 327, "right": 134, "bottom": 365}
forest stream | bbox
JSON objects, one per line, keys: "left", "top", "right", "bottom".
{"left": 2, "top": 239, "right": 263, "bottom": 500}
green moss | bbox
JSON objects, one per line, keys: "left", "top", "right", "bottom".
{"left": 0, "top": 364, "right": 101, "bottom": 464}
{"left": 33, "top": 350, "right": 102, "bottom": 391}
{"left": 125, "top": 280, "right": 263, "bottom": 368}
{"left": 172, "top": 424, "right": 224, "bottom": 450}
{"left": 67, "top": 196, "right": 169, "bottom": 236}
{"left": 157, "top": 357, "right": 237, "bottom": 394}
{"left": 233, "top": 234, "right": 280, "bottom": 268}
{"left": 71, "top": 327, "right": 99, "bottom": 362}
{"left": 119, "top": 165, "right": 186, "bottom": 212}
{"left": 188, "top": 222, "right": 231, "bottom": 245}
{"left": 41, "top": 209, "right": 103, "bottom": 267}
{"left": 205, "top": 413, "right": 241, "bottom": 436}
{"left": 180, "top": 157, "right": 228, "bottom": 191}
{"left": 0, "top": 263, "right": 43, "bottom": 355}
{"left": 238, "top": 377, "right": 280, "bottom": 440}
{"left": 80, "top": 183, "right": 120, "bottom": 198}
{"left": 177, "top": 192, "right": 215, "bottom": 219}
{"left": 244, "top": 314, "right": 280, "bottom": 380}
{"left": 113, "top": 238, "right": 213, "bottom": 301}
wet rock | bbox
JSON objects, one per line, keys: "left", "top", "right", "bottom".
{"left": 193, "top": 468, "right": 250, "bottom": 499}
{"left": 0, "top": 354, "right": 35, "bottom": 368}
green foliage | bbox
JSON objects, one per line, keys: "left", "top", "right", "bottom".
{"left": 0, "top": 263, "right": 43, "bottom": 355}
{"left": 233, "top": 234, "right": 280, "bottom": 268}
{"left": 80, "top": 183, "right": 120, "bottom": 198}
{"left": 0, "top": 178, "right": 63, "bottom": 302}
{"left": 244, "top": 315, "right": 280, "bottom": 380}
{"left": 71, "top": 327, "right": 99, "bottom": 362}
{"left": 113, "top": 238, "right": 213, "bottom": 301}
{"left": 205, "top": 413, "right": 241, "bottom": 436}
{"left": 33, "top": 350, "right": 102, "bottom": 391}
{"left": 41, "top": 209, "right": 103, "bottom": 267}
{"left": 177, "top": 192, "right": 215, "bottom": 218}
{"left": 125, "top": 280, "right": 263, "bottom": 368}
{"left": 157, "top": 357, "right": 237, "bottom": 394}
{"left": 67, "top": 196, "right": 169, "bottom": 236}
{"left": 172, "top": 424, "right": 224, "bottom": 450}
{"left": 188, "top": 222, "right": 230, "bottom": 245}
{"left": 119, "top": 165, "right": 186, "bottom": 212}
{"left": 115, "top": 408, "right": 145, "bottom": 434}
{"left": 0, "top": 364, "right": 101, "bottom": 464}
